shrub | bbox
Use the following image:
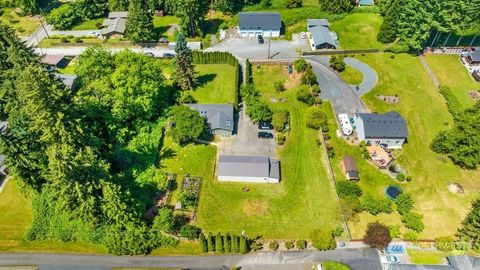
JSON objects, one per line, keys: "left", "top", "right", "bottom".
{"left": 274, "top": 80, "right": 286, "bottom": 92}
{"left": 336, "top": 181, "right": 363, "bottom": 198}
{"left": 199, "top": 233, "right": 207, "bottom": 252}
{"left": 311, "top": 84, "right": 321, "bottom": 94}
{"left": 329, "top": 55, "right": 346, "bottom": 72}
{"left": 60, "top": 37, "right": 69, "bottom": 43}
{"left": 363, "top": 222, "right": 391, "bottom": 250}
{"left": 74, "top": 37, "right": 82, "bottom": 43}
{"left": 294, "top": 58, "right": 307, "bottom": 72}
{"left": 389, "top": 224, "right": 402, "bottom": 239}
{"left": 285, "top": 241, "right": 295, "bottom": 250}
{"left": 239, "top": 236, "right": 249, "bottom": 254}
{"left": 296, "top": 87, "right": 315, "bottom": 105}
{"left": 215, "top": 233, "right": 224, "bottom": 253}
{"left": 396, "top": 173, "right": 406, "bottom": 181}
{"left": 401, "top": 212, "right": 424, "bottom": 232}
{"left": 246, "top": 100, "right": 273, "bottom": 123}
{"left": 268, "top": 241, "right": 279, "bottom": 251}
{"left": 296, "top": 239, "right": 307, "bottom": 249}
{"left": 305, "top": 106, "right": 327, "bottom": 130}
{"left": 207, "top": 233, "right": 215, "bottom": 251}
{"left": 361, "top": 195, "right": 393, "bottom": 215}
{"left": 310, "top": 229, "right": 335, "bottom": 251}
{"left": 276, "top": 133, "right": 286, "bottom": 145}
{"left": 180, "top": 224, "right": 200, "bottom": 240}
{"left": 395, "top": 193, "right": 414, "bottom": 215}
{"left": 333, "top": 227, "right": 344, "bottom": 237}
{"left": 339, "top": 196, "right": 362, "bottom": 221}
{"left": 285, "top": 0, "right": 303, "bottom": 8}
{"left": 404, "top": 231, "right": 418, "bottom": 242}
{"left": 435, "top": 236, "right": 455, "bottom": 252}
{"left": 67, "top": 35, "right": 74, "bottom": 39}
{"left": 406, "top": 176, "right": 412, "bottom": 182}
{"left": 301, "top": 66, "right": 317, "bottom": 85}
{"left": 272, "top": 109, "right": 290, "bottom": 132}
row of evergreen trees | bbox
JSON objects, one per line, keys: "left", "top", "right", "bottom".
{"left": 199, "top": 232, "right": 250, "bottom": 254}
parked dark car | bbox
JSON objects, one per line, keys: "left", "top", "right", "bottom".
{"left": 144, "top": 52, "right": 155, "bottom": 57}
{"left": 258, "top": 122, "right": 273, "bottom": 130}
{"left": 258, "top": 132, "right": 273, "bottom": 139}
{"left": 158, "top": 37, "right": 168, "bottom": 43}
{"left": 257, "top": 35, "right": 264, "bottom": 44}
{"left": 163, "top": 53, "right": 175, "bottom": 58}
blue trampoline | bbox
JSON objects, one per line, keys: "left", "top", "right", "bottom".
{"left": 385, "top": 186, "right": 402, "bottom": 200}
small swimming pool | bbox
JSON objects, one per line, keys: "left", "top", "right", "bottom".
{"left": 385, "top": 186, "right": 402, "bottom": 200}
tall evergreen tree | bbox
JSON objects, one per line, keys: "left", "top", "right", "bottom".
{"left": 223, "top": 233, "right": 231, "bottom": 253}
{"left": 215, "top": 233, "right": 224, "bottom": 253}
{"left": 457, "top": 199, "right": 480, "bottom": 251}
{"left": 231, "top": 234, "right": 238, "bottom": 253}
{"left": 125, "top": 0, "right": 155, "bottom": 43}
{"left": 78, "top": 0, "right": 108, "bottom": 19}
{"left": 173, "top": 0, "right": 208, "bottom": 37}
{"left": 174, "top": 33, "right": 197, "bottom": 90}
{"left": 17, "top": 0, "right": 38, "bottom": 14}
{"left": 109, "top": 0, "right": 130, "bottom": 11}
{"left": 199, "top": 233, "right": 208, "bottom": 252}
{"left": 207, "top": 232, "right": 215, "bottom": 252}
{"left": 239, "top": 236, "right": 248, "bottom": 254}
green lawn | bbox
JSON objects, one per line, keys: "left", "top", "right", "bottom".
{"left": 359, "top": 53, "right": 480, "bottom": 239}
{"left": 153, "top": 15, "right": 180, "bottom": 41}
{"left": 39, "top": 37, "right": 103, "bottom": 48}
{"left": 330, "top": 13, "right": 386, "bottom": 50}
{"left": 196, "top": 65, "right": 340, "bottom": 239}
{"left": 339, "top": 66, "right": 364, "bottom": 85}
{"left": 71, "top": 18, "right": 104, "bottom": 30}
{"left": 424, "top": 54, "right": 479, "bottom": 110}
{"left": 0, "top": 8, "right": 40, "bottom": 36}
{"left": 192, "top": 64, "right": 237, "bottom": 104}
{"left": 407, "top": 249, "right": 447, "bottom": 264}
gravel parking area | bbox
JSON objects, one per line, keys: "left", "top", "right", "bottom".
{"left": 217, "top": 106, "right": 277, "bottom": 158}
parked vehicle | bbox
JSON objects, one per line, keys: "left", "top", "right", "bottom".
{"left": 158, "top": 37, "right": 168, "bottom": 43}
{"left": 88, "top": 31, "right": 100, "bottom": 37}
{"left": 144, "top": 52, "right": 155, "bottom": 57}
{"left": 162, "top": 53, "right": 175, "bottom": 58}
{"left": 258, "top": 132, "right": 273, "bottom": 139}
{"left": 257, "top": 35, "right": 264, "bottom": 44}
{"left": 381, "top": 256, "right": 400, "bottom": 264}
{"left": 258, "top": 122, "right": 273, "bottom": 130}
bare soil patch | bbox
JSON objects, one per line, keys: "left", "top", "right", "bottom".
{"left": 242, "top": 199, "right": 268, "bottom": 217}
{"left": 468, "top": 91, "right": 480, "bottom": 102}
{"left": 447, "top": 183, "right": 464, "bottom": 195}
{"left": 282, "top": 67, "right": 301, "bottom": 89}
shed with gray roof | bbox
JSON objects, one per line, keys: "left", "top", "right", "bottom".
{"left": 467, "top": 50, "right": 480, "bottom": 65}
{"left": 238, "top": 12, "right": 281, "bottom": 38}
{"left": 0, "top": 155, "right": 6, "bottom": 176}
{"left": 307, "top": 19, "right": 337, "bottom": 50}
{"left": 354, "top": 111, "right": 408, "bottom": 149}
{"left": 186, "top": 104, "right": 234, "bottom": 136}
{"left": 218, "top": 155, "right": 280, "bottom": 183}
{"left": 390, "top": 255, "right": 480, "bottom": 270}
{"left": 55, "top": 74, "right": 77, "bottom": 90}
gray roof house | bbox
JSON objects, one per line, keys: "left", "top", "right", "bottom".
{"left": 238, "top": 12, "right": 282, "bottom": 37}
{"left": 0, "top": 155, "right": 6, "bottom": 176}
{"left": 0, "top": 121, "right": 7, "bottom": 135}
{"left": 467, "top": 50, "right": 480, "bottom": 64}
{"left": 218, "top": 155, "right": 280, "bottom": 183}
{"left": 102, "top": 12, "right": 128, "bottom": 37}
{"left": 307, "top": 19, "right": 337, "bottom": 50}
{"left": 55, "top": 74, "right": 77, "bottom": 90}
{"left": 186, "top": 104, "right": 234, "bottom": 136}
{"left": 354, "top": 111, "right": 408, "bottom": 149}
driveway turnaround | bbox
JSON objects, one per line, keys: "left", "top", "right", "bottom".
{"left": 0, "top": 248, "right": 382, "bottom": 270}
{"left": 217, "top": 106, "right": 276, "bottom": 158}
{"left": 344, "top": 57, "right": 378, "bottom": 96}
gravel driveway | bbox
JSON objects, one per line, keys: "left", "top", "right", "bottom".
{"left": 217, "top": 105, "right": 276, "bottom": 158}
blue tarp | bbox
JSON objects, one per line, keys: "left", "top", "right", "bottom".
{"left": 359, "top": 0, "right": 375, "bottom": 5}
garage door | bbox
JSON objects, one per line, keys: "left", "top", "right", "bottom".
{"left": 240, "top": 32, "right": 247, "bottom": 37}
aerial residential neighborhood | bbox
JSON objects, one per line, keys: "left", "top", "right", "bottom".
{"left": 0, "top": 0, "right": 479, "bottom": 270}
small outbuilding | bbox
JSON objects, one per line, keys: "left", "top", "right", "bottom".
{"left": 41, "top": 54, "right": 66, "bottom": 68}
{"left": 307, "top": 19, "right": 337, "bottom": 50}
{"left": 55, "top": 74, "right": 78, "bottom": 90}
{"left": 466, "top": 50, "right": 480, "bottom": 65}
{"left": 341, "top": 156, "right": 359, "bottom": 181}
{"left": 238, "top": 12, "right": 282, "bottom": 38}
{"left": 218, "top": 155, "right": 280, "bottom": 183}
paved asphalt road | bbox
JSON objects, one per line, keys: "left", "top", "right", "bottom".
{"left": 0, "top": 248, "right": 382, "bottom": 270}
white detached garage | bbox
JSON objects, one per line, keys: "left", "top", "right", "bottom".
{"left": 238, "top": 12, "right": 282, "bottom": 38}
{"left": 218, "top": 155, "right": 280, "bottom": 183}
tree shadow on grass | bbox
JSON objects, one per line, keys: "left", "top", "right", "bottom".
{"left": 202, "top": 18, "right": 226, "bottom": 35}
{"left": 196, "top": 73, "right": 217, "bottom": 88}
{"left": 154, "top": 25, "right": 171, "bottom": 40}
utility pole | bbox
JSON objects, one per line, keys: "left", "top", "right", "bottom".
{"left": 37, "top": 8, "right": 49, "bottom": 39}
{"left": 267, "top": 31, "right": 272, "bottom": 59}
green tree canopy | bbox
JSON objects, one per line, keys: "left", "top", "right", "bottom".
{"left": 169, "top": 105, "right": 205, "bottom": 144}
{"left": 125, "top": 0, "right": 155, "bottom": 43}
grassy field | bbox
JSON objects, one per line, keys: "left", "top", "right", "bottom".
{"left": 0, "top": 8, "right": 40, "bottom": 36}
{"left": 330, "top": 13, "right": 386, "bottom": 50}
{"left": 154, "top": 16, "right": 180, "bottom": 41}
{"left": 358, "top": 53, "right": 480, "bottom": 239}
{"left": 339, "top": 66, "right": 364, "bottom": 85}
{"left": 424, "top": 54, "right": 479, "bottom": 110}
{"left": 72, "top": 18, "right": 104, "bottom": 30}
{"left": 192, "top": 64, "right": 237, "bottom": 104}
{"left": 196, "top": 65, "right": 340, "bottom": 239}
{"left": 407, "top": 249, "right": 447, "bottom": 264}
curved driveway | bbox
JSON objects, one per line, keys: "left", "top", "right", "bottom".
{"left": 344, "top": 57, "right": 378, "bottom": 96}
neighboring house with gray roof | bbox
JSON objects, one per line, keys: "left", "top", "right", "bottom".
{"left": 55, "top": 74, "right": 77, "bottom": 90}
{"left": 102, "top": 12, "right": 128, "bottom": 38}
{"left": 307, "top": 19, "right": 337, "bottom": 50}
{"left": 238, "top": 12, "right": 282, "bottom": 38}
{"left": 466, "top": 50, "right": 480, "bottom": 65}
{"left": 218, "top": 155, "right": 280, "bottom": 183}
{"left": 354, "top": 111, "right": 408, "bottom": 149}
{"left": 0, "top": 155, "right": 6, "bottom": 176}
{"left": 186, "top": 104, "right": 234, "bottom": 136}
{"left": 0, "top": 122, "right": 7, "bottom": 135}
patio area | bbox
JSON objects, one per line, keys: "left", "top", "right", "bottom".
{"left": 367, "top": 145, "right": 392, "bottom": 169}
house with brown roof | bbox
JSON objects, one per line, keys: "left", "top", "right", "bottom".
{"left": 341, "top": 156, "right": 359, "bottom": 181}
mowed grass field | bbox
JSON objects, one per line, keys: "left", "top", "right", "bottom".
{"left": 196, "top": 65, "right": 340, "bottom": 239}
{"left": 330, "top": 13, "right": 386, "bottom": 50}
{"left": 359, "top": 53, "right": 480, "bottom": 239}
{"left": 339, "top": 65, "right": 364, "bottom": 85}
{"left": 424, "top": 54, "right": 479, "bottom": 109}
{"left": 193, "top": 64, "right": 237, "bottom": 104}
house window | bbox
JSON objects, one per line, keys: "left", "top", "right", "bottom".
{"left": 226, "top": 120, "right": 231, "bottom": 127}
{"left": 250, "top": 27, "right": 253, "bottom": 29}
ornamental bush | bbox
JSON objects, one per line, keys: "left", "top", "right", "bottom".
{"left": 310, "top": 229, "right": 335, "bottom": 251}
{"left": 268, "top": 241, "right": 279, "bottom": 251}
{"left": 361, "top": 195, "right": 393, "bottom": 215}
{"left": 363, "top": 222, "right": 391, "bottom": 250}
{"left": 401, "top": 212, "right": 425, "bottom": 232}
{"left": 435, "top": 236, "right": 455, "bottom": 252}
{"left": 336, "top": 181, "right": 363, "bottom": 198}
